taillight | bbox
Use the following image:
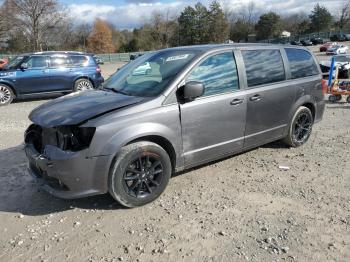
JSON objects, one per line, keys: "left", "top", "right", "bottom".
{"left": 321, "top": 79, "right": 328, "bottom": 95}
{"left": 96, "top": 67, "right": 101, "bottom": 73}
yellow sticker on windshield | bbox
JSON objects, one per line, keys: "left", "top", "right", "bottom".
{"left": 166, "top": 54, "right": 190, "bottom": 62}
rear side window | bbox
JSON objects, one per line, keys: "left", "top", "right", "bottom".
{"left": 242, "top": 50, "right": 285, "bottom": 87}
{"left": 69, "top": 55, "right": 90, "bottom": 67}
{"left": 187, "top": 52, "right": 239, "bottom": 96}
{"left": 285, "top": 48, "right": 319, "bottom": 79}
{"left": 50, "top": 56, "right": 69, "bottom": 68}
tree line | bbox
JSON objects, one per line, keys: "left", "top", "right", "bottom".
{"left": 0, "top": 0, "right": 349, "bottom": 54}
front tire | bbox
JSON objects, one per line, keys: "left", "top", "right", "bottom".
{"left": 109, "top": 141, "right": 172, "bottom": 208}
{"left": 74, "top": 79, "right": 93, "bottom": 92}
{"left": 0, "top": 84, "right": 14, "bottom": 106}
{"left": 283, "top": 106, "right": 313, "bottom": 147}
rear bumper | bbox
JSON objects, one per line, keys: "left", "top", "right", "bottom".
{"left": 25, "top": 144, "right": 110, "bottom": 199}
{"left": 93, "top": 76, "right": 104, "bottom": 88}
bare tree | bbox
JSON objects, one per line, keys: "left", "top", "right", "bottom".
{"left": 227, "top": 1, "right": 260, "bottom": 42}
{"left": 0, "top": 0, "right": 12, "bottom": 40}
{"left": 282, "top": 12, "right": 309, "bottom": 35}
{"left": 7, "top": 0, "right": 64, "bottom": 51}
{"left": 336, "top": 0, "right": 350, "bottom": 30}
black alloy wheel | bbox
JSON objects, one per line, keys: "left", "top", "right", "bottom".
{"left": 292, "top": 112, "right": 312, "bottom": 144}
{"left": 282, "top": 106, "right": 313, "bottom": 147}
{"left": 109, "top": 141, "right": 171, "bottom": 207}
{"left": 123, "top": 154, "right": 163, "bottom": 198}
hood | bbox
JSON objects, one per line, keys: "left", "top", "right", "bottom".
{"left": 29, "top": 90, "right": 144, "bottom": 127}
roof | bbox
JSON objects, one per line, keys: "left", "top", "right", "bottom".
{"left": 17, "top": 51, "right": 93, "bottom": 56}
{"left": 162, "top": 43, "right": 309, "bottom": 53}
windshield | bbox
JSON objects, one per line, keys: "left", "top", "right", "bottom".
{"left": 335, "top": 56, "right": 350, "bottom": 63}
{"left": 103, "top": 49, "right": 200, "bottom": 97}
{"left": 6, "top": 56, "right": 27, "bottom": 69}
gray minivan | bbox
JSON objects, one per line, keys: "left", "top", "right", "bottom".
{"left": 24, "top": 44, "right": 325, "bottom": 207}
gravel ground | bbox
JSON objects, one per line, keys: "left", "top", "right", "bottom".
{"left": 0, "top": 49, "right": 349, "bottom": 262}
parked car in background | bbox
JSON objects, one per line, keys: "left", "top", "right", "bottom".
{"left": 290, "top": 40, "right": 302, "bottom": 46}
{"left": 320, "top": 55, "right": 350, "bottom": 78}
{"left": 311, "top": 37, "right": 325, "bottom": 45}
{"left": 301, "top": 39, "right": 313, "bottom": 46}
{"left": 326, "top": 44, "right": 348, "bottom": 55}
{"left": 25, "top": 44, "right": 325, "bottom": 207}
{"left": 132, "top": 61, "right": 152, "bottom": 75}
{"left": 0, "top": 51, "right": 104, "bottom": 106}
{"left": 130, "top": 53, "right": 144, "bottom": 61}
{"left": 330, "top": 34, "right": 350, "bottom": 42}
{"left": 93, "top": 55, "right": 104, "bottom": 65}
{"left": 0, "top": 58, "right": 8, "bottom": 69}
{"left": 320, "top": 42, "right": 338, "bottom": 52}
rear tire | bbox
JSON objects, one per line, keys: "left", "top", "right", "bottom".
{"left": 74, "top": 79, "right": 93, "bottom": 92}
{"left": 109, "top": 141, "right": 172, "bottom": 208}
{"left": 328, "top": 95, "right": 337, "bottom": 103}
{"left": 0, "top": 84, "right": 14, "bottom": 106}
{"left": 282, "top": 106, "right": 313, "bottom": 147}
{"left": 347, "top": 96, "right": 350, "bottom": 103}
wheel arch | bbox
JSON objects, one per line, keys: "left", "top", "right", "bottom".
{"left": 125, "top": 135, "right": 177, "bottom": 172}
{"left": 301, "top": 102, "right": 315, "bottom": 120}
{"left": 284, "top": 95, "right": 316, "bottom": 136}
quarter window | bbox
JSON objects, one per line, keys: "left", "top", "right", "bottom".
{"left": 187, "top": 52, "right": 239, "bottom": 96}
{"left": 285, "top": 48, "right": 319, "bottom": 79}
{"left": 242, "top": 50, "right": 285, "bottom": 87}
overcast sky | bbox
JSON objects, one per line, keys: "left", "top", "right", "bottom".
{"left": 61, "top": 0, "right": 344, "bottom": 29}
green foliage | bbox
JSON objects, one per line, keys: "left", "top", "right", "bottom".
{"left": 208, "top": 1, "right": 229, "bottom": 43}
{"left": 309, "top": 4, "right": 333, "bottom": 32}
{"left": 178, "top": 1, "right": 228, "bottom": 46}
{"left": 256, "top": 12, "right": 282, "bottom": 40}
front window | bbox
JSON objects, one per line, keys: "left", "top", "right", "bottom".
{"left": 103, "top": 50, "right": 200, "bottom": 97}
{"left": 6, "top": 56, "right": 27, "bottom": 69}
{"left": 186, "top": 52, "right": 239, "bottom": 96}
{"left": 25, "top": 56, "right": 48, "bottom": 69}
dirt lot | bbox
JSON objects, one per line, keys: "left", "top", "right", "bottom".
{"left": 0, "top": 50, "right": 350, "bottom": 262}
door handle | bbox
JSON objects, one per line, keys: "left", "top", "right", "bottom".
{"left": 230, "top": 98, "right": 244, "bottom": 106}
{"left": 249, "top": 94, "right": 261, "bottom": 101}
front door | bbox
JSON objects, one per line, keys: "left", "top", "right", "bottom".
{"left": 241, "top": 49, "right": 296, "bottom": 148}
{"left": 179, "top": 51, "right": 247, "bottom": 167}
{"left": 16, "top": 55, "right": 50, "bottom": 94}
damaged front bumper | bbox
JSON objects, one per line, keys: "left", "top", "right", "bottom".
{"left": 25, "top": 143, "right": 110, "bottom": 199}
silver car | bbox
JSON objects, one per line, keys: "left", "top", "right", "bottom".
{"left": 25, "top": 44, "right": 325, "bottom": 207}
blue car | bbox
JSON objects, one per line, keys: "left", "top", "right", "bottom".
{"left": 0, "top": 51, "right": 104, "bottom": 106}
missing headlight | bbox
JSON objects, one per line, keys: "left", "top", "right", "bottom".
{"left": 56, "top": 126, "right": 95, "bottom": 151}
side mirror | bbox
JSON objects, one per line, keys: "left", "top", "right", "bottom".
{"left": 20, "top": 63, "right": 28, "bottom": 70}
{"left": 183, "top": 81, "right": 204, "bottom": 100}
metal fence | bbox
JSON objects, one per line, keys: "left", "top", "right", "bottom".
{"left": 2, "top": 30, "right": 350, "bottom": 60}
